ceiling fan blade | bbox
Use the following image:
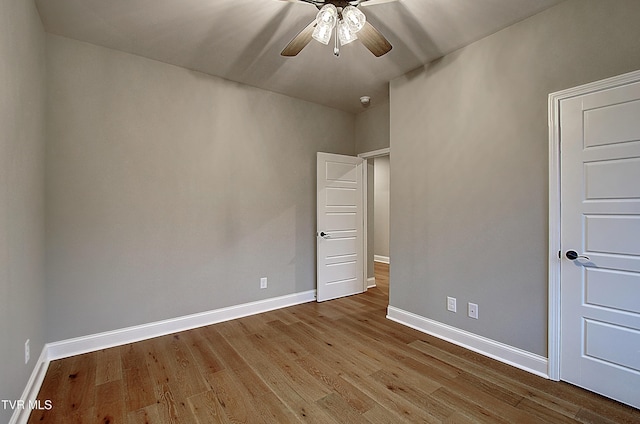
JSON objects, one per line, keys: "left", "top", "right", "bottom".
{"left": 281, "top": 20, "right": 317, "bottom": 56}
{"left": 358, "top": 21, "right": 392, "bottom": 57}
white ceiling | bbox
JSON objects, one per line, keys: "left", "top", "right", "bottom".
{"left": 35, "top": 0, "right": 564, "bottom": 113}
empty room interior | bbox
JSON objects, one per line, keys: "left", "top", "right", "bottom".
{"left": 2, "top": 0, "right": 640, "bottom": 422}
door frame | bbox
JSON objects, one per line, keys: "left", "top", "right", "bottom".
{"left": 358, "top": 147, "right": 391, "bottom": 290}
{"left": 547, "top": 69, "right": 640, "bottom": 381}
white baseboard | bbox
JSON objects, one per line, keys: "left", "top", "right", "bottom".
{"left": 10, "top": 290, "right": 314, "bottom": 423}
{"left": 386, "top": 306, "right": 549, "bottom": 379}
{"left": 367, "top": 277, "right": 376, "bottom": 288}
{"left": 9, "top": 348, "right": 50, "bottom": 424}
{"left": 374, "top": 255, "right": 390, "bottom": 264}
{"left": 47, "top": 290, "right": 316, "bottom": 361}
{"left": 10, "top": 290, "right": 313, "bottom": 423}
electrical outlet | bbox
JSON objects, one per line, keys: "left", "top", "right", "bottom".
{"left": 260, "top": 277, "right": 267, "bottom": 289}
{"left": 468, "top": 302, "right": 478, "bottom": 319}
{"left": 447, "top": 297, "right": 457, "bottom": 312}
{"left": 25, "top": 339, "right": 30, "bottom": 364}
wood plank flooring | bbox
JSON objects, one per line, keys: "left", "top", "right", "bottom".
{"left": 29, "top": 263, "right": 639, "bottom": 423}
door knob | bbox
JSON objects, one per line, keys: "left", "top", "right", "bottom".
{"left": 566, "top": 250, "right": 590, "bottom": 261}
{"left": 319, "top": 231, "right": 330, "bottom": 239}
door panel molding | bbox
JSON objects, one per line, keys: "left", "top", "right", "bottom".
{"left": 317, "top": 152, "right": 365, "bottom": 302}
{"left": 548, "top": 69, "right": 640, "bottom": 382}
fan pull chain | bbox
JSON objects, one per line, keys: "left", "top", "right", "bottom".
{"left": 334, "top": 24, "right": 340, "bottom": 57}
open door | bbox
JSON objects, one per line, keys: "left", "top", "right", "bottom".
{"left": 556, "top": 74, "right": 640, "bottom": 408}
{"left": 317, "top": 152, "right": 365, "bottom": 302}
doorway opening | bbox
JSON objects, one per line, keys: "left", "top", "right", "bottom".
{"left": 359, "top": 148, "right": 390, "bottom": 300}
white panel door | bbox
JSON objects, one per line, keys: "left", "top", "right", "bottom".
{"left": 560, "top": 79, "right": 640, "bottom": 408}
{"left": 317, "top": 152, "right": 364, "bottom": 302}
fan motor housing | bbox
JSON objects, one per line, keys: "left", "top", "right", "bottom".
{"left": 318, "top": 1, "right": 362, "bottom": 9}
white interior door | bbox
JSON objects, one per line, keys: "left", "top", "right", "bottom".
{"left": 560, "top": 78, "right": 640, "bottom": 408}
{"left": 317, "top": 152, "right": 364, "bottom": 302}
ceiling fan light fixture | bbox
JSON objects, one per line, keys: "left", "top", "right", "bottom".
{"left": 312, "top": 22, "right": 334, "bottom": 45}
{"left": 316, "top": 4, "right": 338, "bottom": 28}
{"left": 342, "top": 5, "right": 366, "bottom": 33}
{"left": 337, "top": 19, "right": 357, "bottom": 46}
{"left": 312, "top": 4, "right": 338, "bottom": 45}
{"left": 280, "top": 0, "right": 392, "bottom": 58}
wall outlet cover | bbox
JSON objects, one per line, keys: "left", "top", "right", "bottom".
{"left": 25, "top": 339, "right": 30, "bottom": 364}
{"left": 468, "top": 303, "right": 478, "bottom": 319}
{"left": 447, "top": 297, "right": 457, "bottom": 312}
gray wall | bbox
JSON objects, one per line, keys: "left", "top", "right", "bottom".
{"left": 45, "top": 35, "right": 355, "bottom": 342}
{"left": 355, "top": 100, "right": 390, "bottom": 154}
{"left": 374, "top": 156, "right": 390, "bottom": 259}
{"left": 390, "top": 0, "right": 640, "bottom": 356}
{"left": 0, "top": 0, "right": 47, "bottom": 421}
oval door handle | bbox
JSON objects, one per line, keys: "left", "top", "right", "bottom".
{"left": 566, "top": 250, "right": 590, "bottom": 261}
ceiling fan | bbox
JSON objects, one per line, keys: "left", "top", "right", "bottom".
{"left": 280, "top": 0, "right": 398, "bottom": 58}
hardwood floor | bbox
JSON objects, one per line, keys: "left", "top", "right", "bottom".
{"left": 29, "top": 262, "right": 639, "bottom": 423}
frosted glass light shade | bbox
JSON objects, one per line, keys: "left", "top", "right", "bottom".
{"left": 316, "top": 4, "right": 338, "bottom": 28}
{"left": 342, "top": 6, "right": 366, "bottom": 33}
{"left": 313, "top": 22, "right": 333, "bottom": 45}
{"left": 337, "top": 19, "right": 357, "bottom": 46}
{"left": 312, "top": 4, "right": 338, "bottom": 45}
